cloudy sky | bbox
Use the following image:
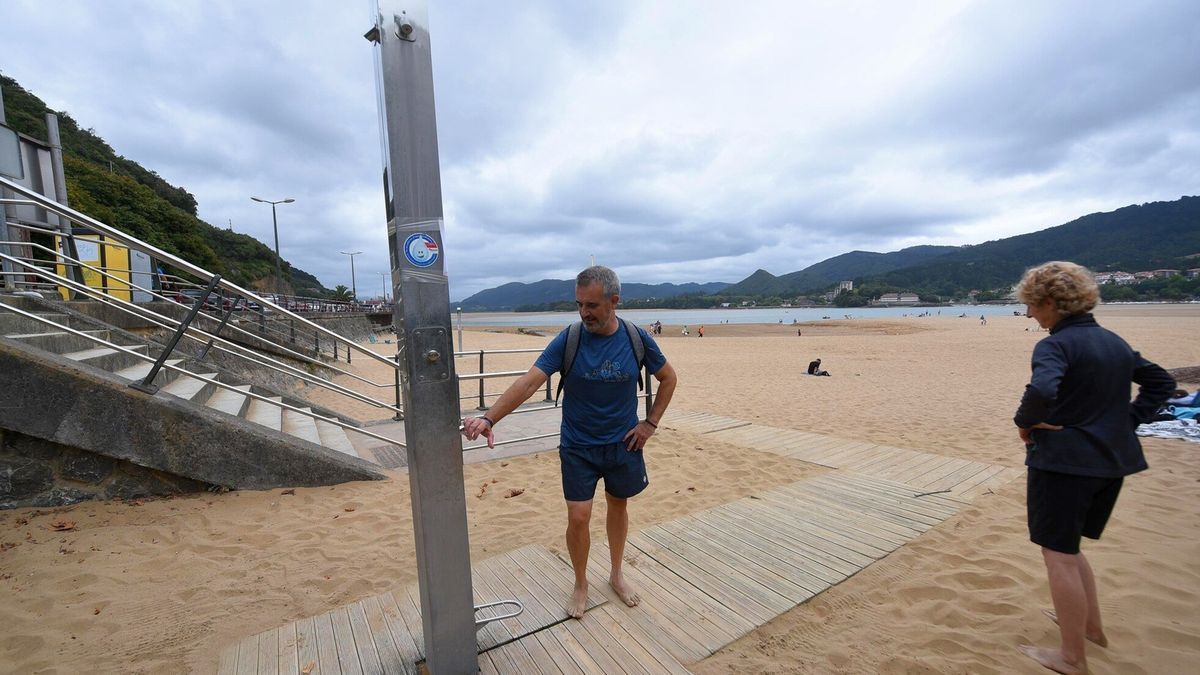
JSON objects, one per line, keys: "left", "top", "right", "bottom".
{"left": 2, "top": 1, "right": 1198, "bottom": 300}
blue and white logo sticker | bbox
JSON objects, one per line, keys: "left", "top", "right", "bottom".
{"left": 403, "top": 233, "right": 439, "bottom": 268}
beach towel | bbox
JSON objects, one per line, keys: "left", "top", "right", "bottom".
{"left": 1168, "top": 405, "right": 1200, "bottom": 420}
{"left": 1136, "top": 420, "right": 1200, "bottom": 444}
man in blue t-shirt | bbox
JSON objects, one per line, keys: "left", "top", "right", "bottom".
{"left": 462, "top": 265, "right": 678, "bottom": 619}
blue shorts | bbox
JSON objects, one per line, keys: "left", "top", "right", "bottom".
{"left": 559, "top": 443, "right": 648, "bottom": 502}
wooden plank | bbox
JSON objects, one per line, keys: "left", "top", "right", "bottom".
{"left": 559, "top": 615, "right": 630, "bottom": 674}
{"left": 347, "top": 601, "right": 385, "bottom": 675}
{"left": 487, "top": 548, "right": 561, "bottom": 633}
{"left": 330, "top": 607, "right": 365, "bottom": 674}
{"left": 806, "top": 441, "right": 878, "bottom": 465}
{"left": 715, "top": 501, "right": 857, "bottom": 580}
{"left": 477, "top": 650, "right": 501, "bottom": 675}
{"left": 663, "top": 516, "right": 815, "bottom": 602}
{"left": 917, "top": 460, "right": 993, "bottom": 492}
{"left": 885, "top": 453, "right": 959, "bottom": 484}
{"left": 360, "top": 595, "right": 411, "bottom": 675}
{"left": 811, "top": 474, "right": 960, "bottom": 519}
{"left": 873, "top": 452, "right": 950, "bottom": 482}
{"left": 948, "top": 463, "right": 1008, "bottom": 496}
{"left": 235, "top": 634, "right": 259, "bottom": 675}
{"left": 572, "top": 614, "right": 650, "bottom": 675}
{"left": 850, "top": 447, "right": 924, "bottom": 475}
{"left": 685, "top": 506, "right": 852, "bottom": 591}
{"left": 312, "top": 613, "right": 341, "bottom": 675}
{"left": 529, "top": 624, "right": 585, "bottom": 674}
{"left": 636, "top": 528, "right": 786, "bottom": 622}
{"left": 488, "top": 638, "right": 539, "bottom": 674}
{"left": 585, "top": 544, "right": 730, "bottom": 661}
{"left": 835, "top": 444, "right": 900, "bottom": 470}
{"left": 277, "top": 621, "right": 299, "bottom": 675}
{"left": 826, "top": 471, "right": 964, "bottom": 510}
{"left": 781, "top": 483, "right": 945, "bottom": 533}
{"left": 502, "top": 630, "right": 563, "bottom": 675}
{"left": 732, "top": 495, "right": 880, "bottom": 564}
{"left": 545, "top": 622, "right": 609, "bottom": 675}
{"left": 295, "top": 616, "right": 320, "bottom": 675}
{"left": 701, "top": 505, "right": 842, "bottom": 588}
{"left": 471, "top": 562, "right": 519, "bottom": 649}
{"left": 393, "top": 586, "right": 426, "bottom": 658}
{"left": 377, "top": 591, "right": 422, "bottom": 671}
{"left": 755, "top": 485, "right": 918, "bottom": 546}
{"left": 748, "top": 492, "right": 893, "bottom": 560}
{"left": 517, "top": 545, "right": 605, "bottom": 617}
{"left": 720, "top": 500, "right": 868, "bottom": 574}
{"left": 593, "top": 604, "right": 692, "bottom": 674}
{"left": 217, "top": 643, "right": 239, "bottom": 675}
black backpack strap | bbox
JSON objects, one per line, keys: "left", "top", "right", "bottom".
{"left": 555, "top": 322, "right": 582, "bottom": 406}
{"left": 621, "top": 318, "right": 646, "bottom": 391}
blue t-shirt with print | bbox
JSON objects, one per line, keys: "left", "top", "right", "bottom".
{"left": 534, "top": 319, "right": 667, "bottom": 448}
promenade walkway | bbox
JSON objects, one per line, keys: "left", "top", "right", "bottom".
{"left": 218, "top": 411, "right": 1022, "bottom": 673}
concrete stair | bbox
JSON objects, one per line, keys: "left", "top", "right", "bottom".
{"left": 0, "top": 302, "right": 366, "bottom": 465}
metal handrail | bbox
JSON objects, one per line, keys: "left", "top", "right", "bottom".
{"left": 0, "top": 178, "right": 399, "bottom": 371}
{"left": 0, "top": 249, "right": 402, "bottom": 413}
{"left": 0, "top": 302, "right": 409, "bottom": 449}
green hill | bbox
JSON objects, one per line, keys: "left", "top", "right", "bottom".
{"left": 0, "top": 74, "right": 328, "bottom": 296}
{"left": 864, "top": 197, "right": 1200, "bottom": 297}
{"left": 722, "top": 245, "right": 960, "bottom": 296}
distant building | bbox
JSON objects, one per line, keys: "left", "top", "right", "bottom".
{"left": 1150, "top": 269, "right": 1180, "bottom": 278}
{"left": 1187, "top": 269, "right": 1200, "bottom": 279}
{"left": 873, "top": 292, "right": 920, "bottom": 305}
{"left": 838, "top": 280, "right": 853, "bottom": 292}
{"left": 1134, "top": 271, "right": 1155, "bottom": 280}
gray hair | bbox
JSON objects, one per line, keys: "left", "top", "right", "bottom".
{"left": 576, "top": 265, "right": 621, "bottom": 297}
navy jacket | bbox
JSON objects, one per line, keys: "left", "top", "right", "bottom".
{"left": 1014, "top": 313, "right": 1175, "bottom": 478}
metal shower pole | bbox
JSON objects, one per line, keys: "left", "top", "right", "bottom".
{"left": 367, "top": 2, "right": 476, "bottom": 671}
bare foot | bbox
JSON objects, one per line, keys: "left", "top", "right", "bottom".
{"left": 567, "top": 584, "right": 588, "bottom": 619}
{"left": 1017, "top": 644, "right": 1088, "bottom": 674}
{"left": 1043, "top": 609, "right": 1109, "bottom": 648}
{"left": 609, "top": 575, "right": 640, "bottom": 607}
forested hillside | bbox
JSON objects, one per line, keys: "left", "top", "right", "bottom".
{"left": 0, "top": 74, "right": 328, "bottom": 296}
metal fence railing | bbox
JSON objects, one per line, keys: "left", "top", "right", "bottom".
{"left": 1, "top": 175, "right": 654, "bottom": 453}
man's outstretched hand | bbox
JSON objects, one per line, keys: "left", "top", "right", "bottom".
{"left": 462, "top": 416, "right": 495, "bottom": 449}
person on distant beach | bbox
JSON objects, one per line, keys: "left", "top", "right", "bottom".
{"left": 461, "top": 265, "right": 678, "bottom": 620}
{"left": 981, "top": 314, "right": 987, "bottom": 325}
{"left": 1012, "top": 261, "right": 1174, "bottom": 674}
{"left": 807, "top": 358, "right": 830, "bottom": 376}
{"left": 682, "top": 325, "right": 689, "bottom": 336}
{"left": 698, "top": 325, "right": 704, "bottom": 338}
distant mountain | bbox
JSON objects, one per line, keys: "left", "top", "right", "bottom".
{"left": 863, "top": 197, "right": 1200, "bottom": 296}
{"left": 722, "top": 245, "right": 960, "bottom": 296}
{"left": 456, "top": 279, "right": 730, "bottom": 311}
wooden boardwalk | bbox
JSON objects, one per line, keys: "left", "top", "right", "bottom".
{"left": 664, "top": 411, "right": 1023, "bottom": 501}
{"left": 219, "top": 414, "right": 1021, "bottom": 674}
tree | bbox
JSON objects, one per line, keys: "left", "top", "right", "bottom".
{"left": 331, "top": 285, "right": 353, "bottom": 302}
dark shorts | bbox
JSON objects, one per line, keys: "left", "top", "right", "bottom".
{"left": 559, "top": 443, "right": 648, "bottom": 502}
{"left": 1027, "top": 468, "right": 1124, "bottom": 554}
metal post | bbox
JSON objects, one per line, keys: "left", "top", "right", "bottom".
{"left": 456, "top": 306, "right": 463, "bottom": 350}
{"left": 369, "top": 4, "right": 476, "bottom": 670}
{"left": 131, "top": 275, "right": 221, "bottom": 394}
{"left": 0, "top": 87, "right": 13, "bottom": 289}
{"left": 341, "top": 250, "right": 362, "bottom": 301}
{"left": 477, "top": 350, "right": 486, "bottom": 410}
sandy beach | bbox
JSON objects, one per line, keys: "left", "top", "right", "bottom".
{"left": 2, "top": 303, "right": 1198, "bottom": 673}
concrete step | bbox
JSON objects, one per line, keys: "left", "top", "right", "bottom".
{"left": 0, "top": 311, "right": 72, "bottom": 335}
{"left": 114, "top": 359, "right": 185, "bottom": 385}
{"left": 3, "top": 329, "right": 112, "bottom": 354}
{"left": 160, "top": 372, "right": 219, "bottom": 402}
{"left": 245, "top": 396, "right": 283, "bottom": 431}
{"left": 316, "top": 419, "right": 359, "bottom": 458}
{"left": 282, "top": 406, "right": 321, "bottom": 445}
{"left": 205, "top": 384, "right": 252, "bottom": 416}
{"left": 62, "top": 344, "right": 149, "bottom": 372}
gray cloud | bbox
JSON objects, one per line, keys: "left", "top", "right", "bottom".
{"left": 2, "top": 0, "right": 1197, "bottom": 300}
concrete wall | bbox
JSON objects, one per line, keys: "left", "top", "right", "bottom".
{"left": 0, "top": 428, "right": 211, "bottom": 509}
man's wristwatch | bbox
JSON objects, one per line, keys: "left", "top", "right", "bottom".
{"left": 480, "top": 415, "right": 495, "bottom": 428}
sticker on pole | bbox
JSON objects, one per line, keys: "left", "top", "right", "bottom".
{"left": 403, "top": 233, "right": 439, "bottom": 268}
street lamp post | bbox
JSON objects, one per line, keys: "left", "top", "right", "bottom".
{"left": 250, "top": 196, "right": 295, "bottom": 296}
{"left": 376, "top": 271, "right": 389, "bottom": 302}
{"left": 340, "top": 250, "right": 362, "bottom": 302}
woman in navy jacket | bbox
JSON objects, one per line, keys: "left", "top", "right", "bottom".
{"left": 1013, "top": 261, "right": 1174, "bottom": 674}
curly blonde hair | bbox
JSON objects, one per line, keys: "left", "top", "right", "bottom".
{"left": 1015, "top": 261, "right": 1099, "bottom": 317}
